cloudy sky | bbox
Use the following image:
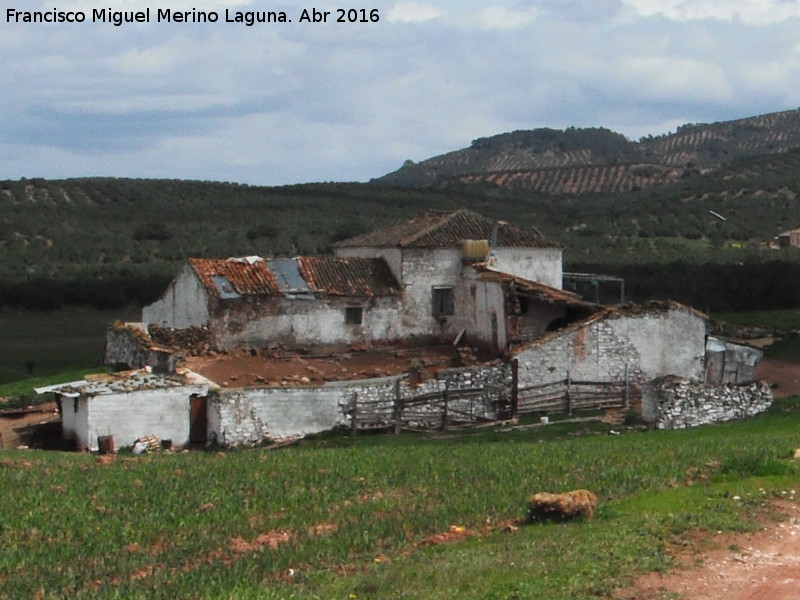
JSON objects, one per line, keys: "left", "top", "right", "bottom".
{"left": 3, "top": 0, "right": 800, "bottom": 185}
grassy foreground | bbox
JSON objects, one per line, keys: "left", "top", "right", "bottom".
{"left": 1, "top": 400, "right": 799, "bottom": 599}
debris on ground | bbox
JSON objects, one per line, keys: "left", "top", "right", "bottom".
{"left": 184, "top": 343, "right": 489, "bottom": 389}
{"left": 527, "top": 489, "right": 598, "bottom": 522}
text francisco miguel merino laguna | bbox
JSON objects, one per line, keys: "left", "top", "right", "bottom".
{"left": 6, "top": 7, "right": 381, "bottom": 26}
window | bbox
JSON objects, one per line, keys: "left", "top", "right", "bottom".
{"left": 432, "top": 287, "right": 455, "bottom": 317}
{"left": 345, "top": 306, "right": 363, "bottom": 325}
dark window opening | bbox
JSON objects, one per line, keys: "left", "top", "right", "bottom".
{"left": 345, "top": 306, "right": 363, "bottom": 325}
{"left": 546, "top": 316, "right": 569, "bottom": 332}
{"left": 518, "top": 295, "right": 530, "bottom": 315}
{"left": 432, "top": 287, "right": 455, "bottom": 317}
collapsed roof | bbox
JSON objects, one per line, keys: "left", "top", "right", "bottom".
{"left": 188, "top": 256, "right": 401, "bottom": 299}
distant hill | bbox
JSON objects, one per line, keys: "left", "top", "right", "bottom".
{"left": 373, "top": 109, "right": 800, "bottom": 193}
{"left": 4, "top": 107, "right": 800, "bottom": 313}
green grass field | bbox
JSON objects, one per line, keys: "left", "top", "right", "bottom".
{"left": 1, "top": 399, "right": 799, "bottom": 599}
{"left": 714, "top": 309, "right": 800, "bottom": 329}
{"left": 0, "top": 307, "right": 138, "bottom": 386}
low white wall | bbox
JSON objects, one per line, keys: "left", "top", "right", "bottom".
{"left": 210, "top": 363, "right": 514, "bottom": 447}
{"left": 79, "top": 386, "right": 206, "bottom": 451}
{"left": 210, "top": 385, "right": 351, "bottom": 446}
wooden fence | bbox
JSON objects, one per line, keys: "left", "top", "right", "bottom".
{"left": 348, "top": 383, "right": 507, "bottom": 434}
{"left": 517, "top": 376, "right": 630, "bottom": 416}
{"left": 347, "top": 366, "right": 633, "bottom": 435}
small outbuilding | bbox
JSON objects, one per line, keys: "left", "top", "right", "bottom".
{"left": 40, "top": 370, "right": 213, "bottom": 452}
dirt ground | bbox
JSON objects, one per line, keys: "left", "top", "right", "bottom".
{"left": 756, "top": 358, "right": 800, "bottom": 398}
{"left": 615, "top": 357, "right": 800, "bottom": 600}
{"left": 0, "top": 401, "right": 64, "bottom": 450}
{"left": 616, "top": 500, "right": 800, "bottom": 600}
{"left": 183, "top": 344, "right": 486, "bottom": 388}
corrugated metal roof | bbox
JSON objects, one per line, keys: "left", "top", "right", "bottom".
{"left": 266, "top": 258, "right": 315, "bottom": 296}
{"left": 299, "top": 257, "right": 400, "bottom": 297}
{"left": 333, "top": 209, "right": 560, "bottom": 249}
{"left": 189, "top": 256, "right": 400, "bottom": 299}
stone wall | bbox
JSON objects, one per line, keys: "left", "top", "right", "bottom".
{"left": 646, "top": 376, "right": 773, "bottom": 430}
{"left": 514, "top": 303, "right": 706, "bottom": 390}
{"left": 104, "top": 322, "right": 178, "bottom": 373}
{"left": 208, "top": 361, "right": 514, "bottom": 447}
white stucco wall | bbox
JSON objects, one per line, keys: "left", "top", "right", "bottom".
{"left": 514, "top": 306, "right": 706, "bottom": 389}
{"left": 210, "top": 386, "right": 351, "bottom": 446}
{"left": 451, "top": 275, "right": 507, "bottom": 351}
{"left": 399, "top": 248, "right": 464, "bottom": 337}
{"left": 74, "top": 386, "right": 207, "bottom": 451}
{"left": 142, "top": 265, "right": 210, "bottom": 329}
{"left": 488, "top": 248, "right": 563, "bottom": 289}
{"left": 58, "top": 395, "right": 80, "bottom": 442}
{"left": 211, "top": 296, "right": 404, "bottom": 349}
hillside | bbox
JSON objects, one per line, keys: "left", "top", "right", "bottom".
{"left": 374, "top": 108, "right": 800, "bottom": 193}
{"left": 2, "top": 132, "right": 800, "bottom": 312}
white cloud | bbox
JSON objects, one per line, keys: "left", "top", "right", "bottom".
{"left": 622, "top": 0, "right": 800, "bottom": 25}
{"left": 468, "top": 7, "right": 540, "bottom": 30}
{"left": 386, "top": 3, "right": 448, "bottom": 23}
{"left": 3, "top": 0, "right": 800, "bottom": 185}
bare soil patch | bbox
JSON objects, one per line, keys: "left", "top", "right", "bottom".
{"left": 0, "top": 402, "right": 64, "bottom": 450}
{"left": 184, "top": 344, "right": 488, "bottom": 388}
{"left": 616, "top": 500, "right": 800, "bottom": 600}
{"left": 757, "top": 358, "right": 800, "bottom": 398}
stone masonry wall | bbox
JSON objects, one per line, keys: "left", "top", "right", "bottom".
{"left": 209, "top": 361, "right": 513, "bottom": 447}
{"left": 648, "top": 376, "right": 773, "bottom": 430}
{"left": 514, "top": 305, "right": 706, "bottom": 392}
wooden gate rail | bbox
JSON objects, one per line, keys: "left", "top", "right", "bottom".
{"left": 349, "top": 385, "right": 505, "bottom": 434}
{"left": 517, "top": 377, "right": 629, "bottom": 416}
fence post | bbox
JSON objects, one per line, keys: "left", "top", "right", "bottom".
{"left": 511, "top": 359, "right": 519, "bottom": 419}
{"left": 442, "top": 383, "right": 449, "bottom": 431}
{"left": 393, "top": 379, "right": 402, "bottom": 435}
{"left": 566, "top": 372, "right": 572, "bottom": 415}
{"left": 624, "top": 365, "right": 630, "bottom": 410}
{"left": 350, "top": 391, "right": 358, "bottom": 437}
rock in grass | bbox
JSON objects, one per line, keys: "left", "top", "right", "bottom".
{"left": 527, "top": 489, "right": 598, "bottom": 522}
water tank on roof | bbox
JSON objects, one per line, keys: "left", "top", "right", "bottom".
{"left": 462, "top": 239, "right": 490, "bottom": 261}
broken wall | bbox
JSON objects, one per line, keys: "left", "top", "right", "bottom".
{"left": 514, "top": 304, "right": 706, "bottom": 389}
{"left": 645, "top": 377, "right": 773, "bottom": 429}
{"left": 209, "top": 295, "right": 404, "bottom": 350}
{"left": 104, "top": 322, "right": 178, "bottom": 372}
{"left": 142, "top": 264, "right": 210, "bottom": 329}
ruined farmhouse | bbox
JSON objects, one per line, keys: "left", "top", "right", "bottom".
{"left": 141, "top": 209, "right": 583, "bottom": 352}
{"left": 45, "top": 210, "right": 770, "bottom": 451}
